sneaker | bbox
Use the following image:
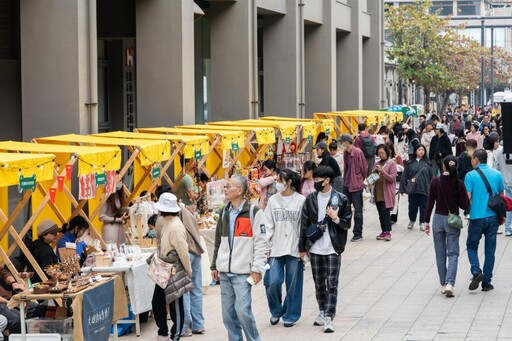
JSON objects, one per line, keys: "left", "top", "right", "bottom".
{"left": 506, "top": 231, "right": 512, "bottom": 237}
{"left": 440, "top": 285, "right": 446, "bottom": 294}
{"left": 323, "top": 316, "right": 335, "bottom": 333}
{"left": 314, "top": 311, "right": 325, "bottom": 326}
{"left": 376, "top": 232, "right": 386, "bottom": 240}
{"left": 383, "top": 232, "right": 392, "bottom": 241}
{"left": 283, "top": 320, "right": 295, "bottom": 328}
{"left": 482, "top": 283, "right": 494, "bottom": 291}
{"left": 445, "top": 283, "right": 454, "bottom": 297}
{"left": 419, "top": 223, "right": 425, "bottom": 231}
{"left": 270, "top": 316, "right": 280, "bottom": 325}
{"left": 407, "top": 221, "right": 414, "bottom": 230}
{"left": 351, "top": 236, "right": 363, "bottom": 242}
{"left": 469, "top": 273, "right": 484, "bottom": 291}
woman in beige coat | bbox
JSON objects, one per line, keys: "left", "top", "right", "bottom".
{"left": 152, "top": 193, "right": 193, "bottom": 341}
{"left": 99, "top": 183, "right": 127, "bottom": 246}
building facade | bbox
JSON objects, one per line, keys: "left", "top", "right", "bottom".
{"left": 0, "top": 0, "right": 384, "bottom": 142}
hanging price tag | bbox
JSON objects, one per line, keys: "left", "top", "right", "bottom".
{"left": 194, "top": 150, "right": 202, "bottom": 161}
{"left": 231, "top": 142, "right": 239, "bottom": 152}
{"left": 18, "top": 174, "right": 36, "bottom": 193}
{"left": 95, "top": 172, "right": 107, "bottom": 186}
{"left": 285, "top": 136, "right": 291, "bottom": 144}
{"left": 326, "top": 127, "right": 330, "bottom": 135}
{"left": 308, "top": 134, "right": 313, "bottom": 142}
{"left": 151, "top": 166, "right": 161, "bottom": 181}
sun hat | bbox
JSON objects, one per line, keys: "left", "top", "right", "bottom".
{"left": 154, "top": 193, "right": 181, "bottom": 213}
{"left": 37, "top": 219, "right": 62, "bottom": 237}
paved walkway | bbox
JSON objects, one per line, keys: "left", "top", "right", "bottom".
{"left": 121, "top": 197, "right": 512, "bottom": 341}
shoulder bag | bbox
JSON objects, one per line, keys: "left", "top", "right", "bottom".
{"left": 147, "top": 251, "right": 175, "bottom": 289}
{"left": 475, "top": 168, "right": 506, "bottom": 217}
{"left": 405, "top": 163, "right": 428, "bottom": 195}
{"left": 438, "top": 178, "right": 463, "bottom": 229}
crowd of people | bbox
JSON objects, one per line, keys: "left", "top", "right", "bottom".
{"left": 1, "top": 105, "right": 509, "bottom": 341}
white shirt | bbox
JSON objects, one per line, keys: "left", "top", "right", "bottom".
{"left": 309, "top": 188, "right": 337, "bottom": 255}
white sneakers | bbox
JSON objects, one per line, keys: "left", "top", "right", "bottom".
{"left": 440, "top": 285, "right": 446, "bottom": 294}
{"left": 445, "top": 283, "right": 454, "bottom": 297}
{"left": 407, "top": 221, "right": 415, "bottom": 230}
{"left": 313, "top": 311, "right": 325, "bottom": 326}
{"left": 323, "top": 317, "right": 335, "bottom": 333}
{"left": 419, "top": 223, "right": 425, "bottom": 231}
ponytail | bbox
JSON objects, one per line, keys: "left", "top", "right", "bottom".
{"left": 443, "top": 155, "right": 459, "bottom": 194}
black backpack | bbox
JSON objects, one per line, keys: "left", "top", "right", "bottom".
{"left": 361, "top": 135, "right": 376, "bottom": 158}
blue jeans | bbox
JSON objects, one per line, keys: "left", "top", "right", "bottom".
{"left": 408, "top": 193, "right": 427, "bottom": 223}
{"left": 467, "top": 216, "right": 499, "bottom": 285}
{"left": 219, "top": 272, "right": 260, "bottom": 341}
{"left": 505, "top": 187, "right": 512, "bottom": 234}
{"left": 432, "top": 214, "right": 461, "bottom": 286}
{"left": 263, "top": 256, "right": 304, "bottom": 323}
{"left": 181, "top": 252, "right": 204, "bottom": 334}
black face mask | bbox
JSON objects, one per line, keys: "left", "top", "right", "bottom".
{"left": 314, "top": 181, "right": 325, "bottom": 192}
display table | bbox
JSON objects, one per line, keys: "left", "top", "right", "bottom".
{"left": 8, "top": 275, "right": 128, "bottom": 341}
{"left": 81, "top": 260, "right": 155, "bottom": 336}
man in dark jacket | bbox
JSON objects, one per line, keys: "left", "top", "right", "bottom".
{"left": 299, "top": 166, "right": 352, "bottom": 334}
{"left": 428, "top": 123, "right": 453, "bottom": 174}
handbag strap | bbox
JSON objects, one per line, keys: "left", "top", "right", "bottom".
{"left": 475, "top": 167, "right": 494, "bottom": 196}
{"left": 412, "top": 162, "right": 428, "bottom": 180}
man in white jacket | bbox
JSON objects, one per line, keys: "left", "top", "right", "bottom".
{"left": 211, "top": 175, "right": 267, "bottom": 341}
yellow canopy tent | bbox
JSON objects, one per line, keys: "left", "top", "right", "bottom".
{"left": 177, "top": 124, "right": 276, "bottom": 168}
{"left": 0, "top": 141, "right": 121, "bottom": 250}
{"left": 34, "top": 134, "right": 170, "bottom": 230}
{"left": 314, "top": 110, "right": 404, "bottom": 136}
{"left": 260, "top": 116, "right": 336, "bottom": 140}
{"left": 136, "top": 127, "right": 245, "bottom": 180}
{"left": 0, "top": 152, "right": 56, "bottom": 284}
{"left": 92, "top": 131, "right": 209, "bottom": 194}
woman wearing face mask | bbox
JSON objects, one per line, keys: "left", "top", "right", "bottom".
{"left": 100, "top": 182, "right": 128, "bottom": 246}
{"left": 56, "top": 215, "right": 90, "bottom": 265}
{"left": 264, "top": 169, "right": 306, "bottom": 328}
{"left": 258, "top": 159, "right": 279, "bottom": 210}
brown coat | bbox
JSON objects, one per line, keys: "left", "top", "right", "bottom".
{"left": 179, "top": 205, "right": 205, "bottom": 256}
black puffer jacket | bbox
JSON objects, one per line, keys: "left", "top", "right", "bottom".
{"left": 299, "top": 189, "right": 352, "bottom": 254}
{"left": 24, "top": 239, "right": 58, "bottom": 283}
{"left": 429, "top": 133, "right": 453, "bottom": 162}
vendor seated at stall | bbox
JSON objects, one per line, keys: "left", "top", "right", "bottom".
{"left": 19, "top": 220, "right": 61, "bottom": 284}
{"left": 56, "top": 216, "right": 90, "bottom": 265}
{"left": 0, "top": 267, "right": 43, "bottom": 334}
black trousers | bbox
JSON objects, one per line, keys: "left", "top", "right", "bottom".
{"left": 343, "top": 187, "right": 364, "bottom": 238}
{"left": 376, "top": 201, "right": 392, "bottom": 232}
{"left": 152, "top": 285, "right": 185, "bottom": 340}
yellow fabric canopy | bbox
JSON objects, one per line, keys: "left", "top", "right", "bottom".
{"left": 0, "top": 152, "right": 55, "bottom": 187}
{"left": 260, "top": 116, "right": 335, "bottom": 136}
{"left": 92, "top": 131, "right": 210, "bottom": 160}
{"left": 137, "top": 127, "right": 245, "bottom": 151}
{"left": 35, "top": 134, "right": 170, "bottom": 166}
{"left": 0, "top": 141, "right": 121, "bottom": 176}
{"left": 178, "top": 124, "right": 276, "bottom": 146}
{"left": 211, "top": 120, "right": 297, "bottom": 140}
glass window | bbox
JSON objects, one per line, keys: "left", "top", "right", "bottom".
{"left": 430, "top": 1, "right": 453, "bottom": 16}
{"left": 457, "top": 1, "right": 479, "bottom": 16}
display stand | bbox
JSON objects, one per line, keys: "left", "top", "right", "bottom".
{"left": 34, "top": 134, "right": 171, "bottom": 227}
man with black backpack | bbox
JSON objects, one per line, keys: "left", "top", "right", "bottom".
{"left": 464, "top": 149, "right": 505, "bottom": 292}
{"left": 354, "top": 123, "right": 376, "bottom": 177}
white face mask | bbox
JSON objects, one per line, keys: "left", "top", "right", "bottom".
{"left": 276, "top": 182, "right": 286, "bottom": 193}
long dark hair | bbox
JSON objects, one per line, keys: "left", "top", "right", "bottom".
{"left": 443, "top": 155, "right": 459, "bottom": 195}
{"left": 279, "top": 169, "right": 301, "bottom": 193}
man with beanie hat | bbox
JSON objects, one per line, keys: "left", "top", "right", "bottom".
{"left": 338, "top": 134, "right": 367, "bottom": 242}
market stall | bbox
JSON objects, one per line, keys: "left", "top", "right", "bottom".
{"left": 8, "top": 275, "right": 128, "bottom": 341}
{"left": 314, "top": 110, "right": 404, "bottom": 136}
{"left": 136, "top": 127, "right": 245, "bottom": 181}
{"left": 33, "top": 134, "right": 171, "bottom": 237}
{"left": 260, "top": 116, "right": 336, "bottom": 146}
{"left": 0, "top": 152, "right": 56, "bottom": 284}
{"left": 0, "top": 141, "right": 122, "bottom": 250}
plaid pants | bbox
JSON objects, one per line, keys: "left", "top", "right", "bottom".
{"left": 310, "top": 253, "right": 341, "bottom": 318}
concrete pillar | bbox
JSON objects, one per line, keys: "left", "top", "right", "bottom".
{"left": 20, "top": 0, "right": 93, "bottom": 140}
{"left": 210, "top": 0, "right": 256, "bottom": 121}
{"left": 0, "top": 60, "right": 21, "bottom": 140}
{"left": 263, "top": 0, "right": 301, "bottom": 118}
{"left": 363, "top": 0, "right": 384, "bottom": 109}
{"left": 304, "top": 0, "right": 336, "bottom": 116}
{"left": 337, "top": 0, "right": 363, "bottom": 110}
{"left": 136, "top": 0, "right": 195, "bottom": 127}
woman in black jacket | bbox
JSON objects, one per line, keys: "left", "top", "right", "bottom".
{"left": 428, "top": 124, "right": 453, "bottom": 174}
{"left": 399, "top": 145, "right": 434, "bottom": 231}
